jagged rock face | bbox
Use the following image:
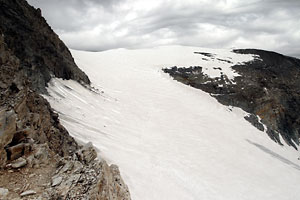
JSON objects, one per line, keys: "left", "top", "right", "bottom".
{"left": 0, "top": 140, "right": 131, "bottom": 199}
{"left": 90, "top": 162, "right": 131, "bottom": 200}
{"left": 163, "top": 49, "right": 300, "bottom": 149}
{"left": 0, "top": 0, "right": 80, "bottom": 165}
{"left": 0, "top": 0, "right": 90, "bottom": 93}
{"left": 0, "top": 110, "right": 16, "bottom": 167}
{"left": 0, "top": 2, "right": 131, "bottom": 199}
{"left": 0, "top": 33, "right": 78, "bottom": 168}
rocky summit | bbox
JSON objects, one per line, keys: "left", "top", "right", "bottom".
{"left": 0, "top": 0, "right": 130, "bottom": 199}
{"left": 163, "top": 49, "right": 300, "bottom": 149}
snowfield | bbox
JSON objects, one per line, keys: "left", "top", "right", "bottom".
{"left": 45, "top": 46, "right": 300, "bottom": 200}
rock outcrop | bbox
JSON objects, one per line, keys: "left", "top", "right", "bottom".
{"left": 0, "top": 141, "right": 131, "bottom": 199}
{"left": 163, "top": 49, "right": 300, "bottom": 149}
{"left": 0, "top": 0, "right": 90, "bottom": 93}
{"left": 0, "top": 34, "right": 78, "bottom": 167}
{"left": 0, "top": 0, "right": 131, "bottom": 199}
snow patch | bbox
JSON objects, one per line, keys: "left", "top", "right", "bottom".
{"left": 45, "top": 45, "right": 299, "bottom": 200}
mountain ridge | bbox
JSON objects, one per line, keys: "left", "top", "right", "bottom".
{"left": 163, "top": 48, "right": 300, "bottom": 149}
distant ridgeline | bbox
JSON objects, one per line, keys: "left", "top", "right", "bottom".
{"left": 164, "top": 49, "right": 300, "bottom": 149}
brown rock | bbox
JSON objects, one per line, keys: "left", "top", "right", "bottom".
{"left": 0, "top": 149, "right": 7, "bottom": 169}
{"left": 6, "top": 143, "right": 25, "bottom": 161}
{"left": 9, "top": 129, "right": 31, "bottom": 145}
{"left": 0, "top": 109, "right": 17, "bottom": 168}
{"left": 14, "top": 95, "right": 29, "bottom": 120}
{"left": 76, "top": 142, "right": 97, "bottom": 164}
{"left": 91, "top": 161, "right": 131, "bottom": 200}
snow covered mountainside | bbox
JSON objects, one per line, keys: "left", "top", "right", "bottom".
{"left": 45, "top": 46, "right": 300, "bottom": 200}
{"left": 164, "top": 49, "right": 300, "bottom": 149}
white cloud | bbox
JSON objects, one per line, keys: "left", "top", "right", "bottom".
{"left": 28, "top": 0, "right": 300, "bottom": 57}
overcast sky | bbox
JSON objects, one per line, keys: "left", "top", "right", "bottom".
{"left": 28, "top": 0, "right": 300, "bottom": 57}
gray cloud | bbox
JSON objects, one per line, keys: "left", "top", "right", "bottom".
{"left": 27, "top": 0, "right": 300, "bottom": 57}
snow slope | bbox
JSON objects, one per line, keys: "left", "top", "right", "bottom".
{"left": 45, "top": 45, "right": 300, "bottom": 200}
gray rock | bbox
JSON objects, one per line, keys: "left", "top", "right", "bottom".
{"left": 0, "top": 81, "right": 8, "bottom": 89}
{"left": 26, "top": 154, "right": 35, "bottom": 168}
{"left": 27, "top": 144, "right": 50, "bottom": 167}
{"left": 60, "top": 173, "right": 81, "bottom": 195}
{"left": 0, "top": 109, "right": 17, "bottom": 167}
{"left": 52, "top": 176, "right": 63, "bottom": 187}
{"left": 34, "top": 143, "right": 50, "bottom": 161}
{"left": 20, "top": 190, "right": 36, "bottom": 197}
{"left": 90, "top": 160, "right": 131, "bottom": 200}
{"left": 29, "top": 174, "right": 35, "bottom": 178}
{"left": 60, "top": 161, "right": 74, "bottom": 173}
{"left": 73, "top": 161, "right": 84, "bottom": 174}
{"left": 244, "top": 114, "right": 264, "bottom": 132}
{"left": 76, "top": 142, "right": 97, "bottom": 164}
{"left": 0, "top": 109, "right": 16, "bottom": 137}
{"left": 11, "top": 157, "right": 27, "bottom": 168}
{"left": 0, "top": 188, "right": 9, "bottom": 198}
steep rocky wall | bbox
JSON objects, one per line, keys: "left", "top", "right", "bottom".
{"left": 0, "top": 0, "right": 131, "bottom": 199}
{"left": 163, "top": 49, "right": 300, "bottom": 149}
{"left": 0, "top": 18, "right": 77, "bottom": 167}
{"left": 0, "top": 35, "right": 131, "bottom": 198}
{"left": 0, "top": 0, "right": 90, "bottom": 93}
{"left": 231, "top": 49, "right": 300, "bottom": 148}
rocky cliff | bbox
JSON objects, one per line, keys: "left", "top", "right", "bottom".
{"left": 0, "top": 0, "right": 90, "bottom": 93}
{"left": 163, "top": 49, "right": 300, "bottom": 149}
{"left": 0, "top": 0, "right": 130, "bottom": 199}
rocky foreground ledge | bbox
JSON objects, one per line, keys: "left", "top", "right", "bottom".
{"left": 0, "top": 0, "right": 131, "bottom": 199}
{"left": 0, "top": 141, "right": 130, "bottom": 199}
